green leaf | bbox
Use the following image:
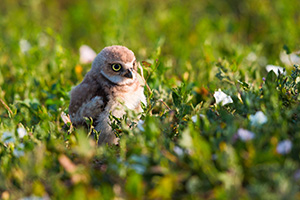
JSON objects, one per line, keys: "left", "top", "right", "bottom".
{"left": 172, "top": 90, "right": 181, "bottom": 108}
{"left": 125, "top": 172, "right": 144, "bottom": 198}
{"left": 266, "top": 70, "right": 277, "bottom": 85}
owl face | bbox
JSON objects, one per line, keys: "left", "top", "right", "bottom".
{"left": 91, "top": 45, "right": 138, "bottom": 86}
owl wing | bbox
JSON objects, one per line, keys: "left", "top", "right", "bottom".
{"left": 69, "top": 77, "right": 106, "bottom": 126}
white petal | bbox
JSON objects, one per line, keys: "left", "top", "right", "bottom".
{"left": 2, "top": 131, "right": 12, "bottom": 139}
{"left": 1, "top": 131, "right": 15, "bottom": 144}
{"left": 280, "top": 51, "right": 292, "bottom": 66}
{"left": 276, "top": 139, "right": 292, "bottom": 155}
{"left": 280, "top": 50, "right": 300, "bottom": 66}
{"left": 13, "top": 149, "right": 25, "bottom": 157}
{"left": 250, "top": 111, "right": 268, "bottom": 126}
{"left": 38, "top": 33, "right": 49, "bottom": 47}
{"left": 19, "top": 39, "right": 31, "bottom": 53}
{"left": 214, "top": 89, "right": 233, "bottom": 106}
{"left": 137, "top": 120, "right": 145, "bottom": 132}
{"left": 221, "top": 95, "right": 234, "bottom": 106}
{"left": 290, "top": 53, "right": 300, "bottom": 65}
{"left": 17, "top": 127, "right": 27, "bottom": 138}
{"left": 173, "top": 146, "right": 184, "bottom": 156}
{"left": 191, "top": 115, "right": 197, "bottom": 123}
{"left": 79, "top": 45, "right": 97, "bottom": 64}
{"left": 19, "top": 143, "right": 25, "bottom": 149}
{"left": 266, "top": 65, "right": 285, "bottom": 76}
{"left": 19, "top": 195, "right": 50, "bottom": 200}
{"left": 246, "top": 52, "right": 257, "bottom": 62}
{"left": 237, "top": 128, "right": 255, "bottom": 141}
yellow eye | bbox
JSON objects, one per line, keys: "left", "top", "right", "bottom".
{"left": 111, "top": 63, "right": 122, "bottom": 72}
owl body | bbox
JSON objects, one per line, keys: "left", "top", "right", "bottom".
{"left": 69, "top": 45, "right": 146, "bottom": 145}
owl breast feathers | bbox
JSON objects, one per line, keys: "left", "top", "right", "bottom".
{"left": 69, "top": 45, "right": 146, "bottom": 145}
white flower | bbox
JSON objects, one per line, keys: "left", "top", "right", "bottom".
{"left": 191, "top": 114, "right": 205, "bottom": 123}
{"left": 290, "top": 53, "right": 300, "bottom": 65}
{"left": 191, "top": 115, "right": 197, "bottom": 123}
{"left": 20, "top": 195, "right": 50, "bottom": 200}
{"left": 19, "top": 143, "right": 25, "bottom": 149}
{"left": 13, "top": 149, "right": 25, "bottom": 157}
{"left": 280, "top": 51, "right": 300, "bottom": 66}
{"left": 19, "top": 39, "right": 31, "bottom": 53}
{"left": 79, "top": 45, "right": 97, "bottom": 64}
{"left": 13, "top": 143, "right": 25, "bottom": 157}
{"left": 17, "top": 127, "right": 27, "bottom": 138}
{"left": 246, "top": 52, "right": 257, "bottom": 62}
{"left": 266, "top": 65, "right": 286, "bottom": 76}
{"left": 137, "top": 120, "right": 145, "bottom": 132}
{"left": 250, "top": 111, "right": 268, "bottom": 126}
{"left": 214, "top": 89, "right": 233, "bottom": 106}
{"left": 276, "top": 139, "right": 292, "bottom": 155}
{"left": 237, "top": 128, "right": 255, "bottom": 141}
{"left": 173, "top": 146, "right": 184, "bottom": 156}
{"left": 1, "top": 131, "right": 15, "bottom": 144}
{"left": 38, "top": 33, "right": 49, "bottom": 47}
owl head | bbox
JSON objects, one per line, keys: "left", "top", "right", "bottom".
{"left": 90, "top": 45, "right": 138, "bottom": 85}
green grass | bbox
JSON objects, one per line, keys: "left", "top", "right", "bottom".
{"left": 1, "top": 0, "right": 300, "bottom": 199}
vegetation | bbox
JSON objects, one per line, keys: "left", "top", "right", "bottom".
{"left": 1, "top": 0, "right": 300, "bottom": 199}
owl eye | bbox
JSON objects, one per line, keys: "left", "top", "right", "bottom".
{"left": 111, "top": 63, "right": 122, "bottom": 72}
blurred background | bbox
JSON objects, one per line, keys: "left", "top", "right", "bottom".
{"left": 1, "top": 0, "right": 300, "bottom": 77}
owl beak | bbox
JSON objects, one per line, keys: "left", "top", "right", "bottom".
{"left": 123, "top": 69, "right": 133, "bottom": 79}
